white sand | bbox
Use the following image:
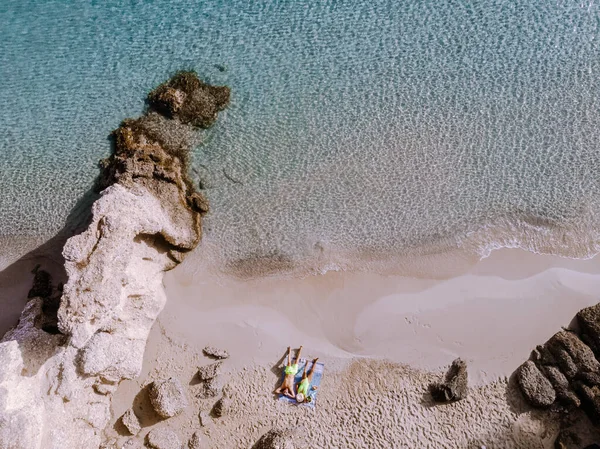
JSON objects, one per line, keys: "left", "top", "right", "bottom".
{"left": 161, "top": 248, "right": 600, "bottom": 384}
{"left": 102, "top": 248, "right": 600, "bottom": 447}
{"left": 4, "top": 240, "right": 600, "bottom": 447}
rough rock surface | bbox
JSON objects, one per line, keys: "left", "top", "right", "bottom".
{"left": 198, "top": 410, "right": 213, "bottom": 428}
{"left": 516, "top": 361, "right": 556, "bottom": 407}
{"left": 120, "top": 408, "right": 141, "bottom": 436}
{"left": 429, "top": 358, "right": 468, "bottom": 402}
{"left": 516, "top": 304, "right": 600, "bottom": 426}
{"left": 149, "top": 377, "right": 189, "bottom": 418}
{"left": 0, "top": 71, "right": 228, "bottom": 449}
{"left": 146, "top": 428, "right": 182, "bottom": 449}
{"left": 203, "top": 346, "right": 229, "bottom": 359}
{"left": 198, "top": 376, "right": 223, "bottom": 399}
{"left": 197, "top": 361, "right": 222, "bottom": 381}
{"left": 251, "top": 429, "right": 295, "bottom": 449}
{"left": 212, "top": 393, "right": 232, "bottom": 418}
{"left": 188, "top": 431, "right": 202, "bottom": 449}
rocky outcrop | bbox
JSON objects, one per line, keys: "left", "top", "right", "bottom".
{"left": 516, "top": 303, "right": 600, "bottom": 426}
{"left": 0, "top": 71, "right": 229, "bottom": 449}
{"left": 429, "top": 358, "right": 468, "bottom": 402}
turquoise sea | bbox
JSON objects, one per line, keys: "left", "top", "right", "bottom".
{"left": 2, "top": 0, "right": 600, "bottom": 275}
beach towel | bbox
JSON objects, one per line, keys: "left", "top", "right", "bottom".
{"left": 278, "top": 358, "right": 324, "bottom": 409}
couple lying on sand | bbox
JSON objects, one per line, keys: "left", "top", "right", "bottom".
{"left": 274, "top": 346, "right": 319, "bottom": 403}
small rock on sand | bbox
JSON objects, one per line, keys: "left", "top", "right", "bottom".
{"left": 212, "top": 393, "right": 232, "bottom": 418}
{"left": 188, "top": 431, "right": 202, "bottom": 449}
{"left": 197, "top": 361, "right": 223, "bottom": 381}
{"left": 203, "top": 346, "right": 229, "bottom": 359}
{"left": 146, "top": 428, "right": 182, "bottom": 449}
{"left": 120, "top": 408, "right": 141, "bottom": 435}
{"left": 516, "top": 360, "right": 556, "bottom": 407}
{"left": 252, "top": 428, "right": 295, "bottom": 449}
{"left": 148, "top": 378, "right": 189, "bottom": 418}
{"left": 429, "top": 358, "right": 468, "bottom": 402}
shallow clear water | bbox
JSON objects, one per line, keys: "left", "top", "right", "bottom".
{"left": 2, "top": 0, "right": 600, "bottom": 274}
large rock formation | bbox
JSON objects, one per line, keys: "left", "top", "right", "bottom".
{"left": 515, "top": 303, "right": 600, "bottom": 426}
{"left": 0, "top": 71, "right": 229, "bottom": 449}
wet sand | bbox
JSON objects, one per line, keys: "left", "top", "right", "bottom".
{"left": 160, "top": 248, "right": 600, "bottom": 384}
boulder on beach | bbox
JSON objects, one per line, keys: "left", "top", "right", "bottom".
{"left": 429, "top": 358, "right": 468, "bottom": 402}
{"left": 516, "top": 361, "right": 556, "bottom": 407}
{"left": 148, "top": 378, "right": 189, "bottom": 418}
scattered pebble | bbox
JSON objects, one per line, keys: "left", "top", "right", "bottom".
{"left": 198, "top": 410, "right": 213, "bottom": 428}
{"left": 203, "top": 346, "right": 229, "bottom": 360}
{"left": 188, "top": 431, "right": 202, "bottom": 449}
{"left": 146, "top": 428, "right": 182, "bottom": 449}
{"left": 197, "top": 361, "right": 223, "bottom": 382}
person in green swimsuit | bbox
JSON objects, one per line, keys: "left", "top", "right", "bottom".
{"left": 274, "top": 346, "right": 303, "bottom": 398}
{"left": 295, "top": 357, "right": 319, "bottom": 403}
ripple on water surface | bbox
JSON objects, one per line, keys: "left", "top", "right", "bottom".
{"left": 1, "top": 0, "right": 600, "bottom": 275}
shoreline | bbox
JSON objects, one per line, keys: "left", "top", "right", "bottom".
{"left": 159, "top": 247, "right": 600, "bottom": 384}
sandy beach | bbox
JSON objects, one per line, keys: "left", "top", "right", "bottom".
{"left": 96, "top": 247, "right": 600, "bottom": 447}
{"left": 3, "top": 234, "right": 600, "bottom": 447}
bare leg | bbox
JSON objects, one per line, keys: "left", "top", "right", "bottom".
{"left": 295, "top": 345, "right": 303, "bottom": 364}
{"left": 287, "top": 346, "right": 291, "bottom": 366}
{"left": 307, "top": 358, "right": 319, "bottom": 381}
{"left": 301, "top": 362, "right": 308, "bottom": 379}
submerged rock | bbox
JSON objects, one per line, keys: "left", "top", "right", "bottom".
{"left": 251, "top": 428, "right": 295, "bottom": 449}
{"left": 516, "top": 361, "right": 556, "bottom": 407}
{"left": 149, "top": 378, "right": 189, "bottom": 419}
{"left": 203, "top": 346, "right": 229, "bottom": 359}
{"left": 148, "top": 71, "right": 230, "bottom": 128}
{"left": 146, "top": 428, "right": 182, "bottom": 449}
{"left": 429, "top": 358, "right": 468, "bottom": 402}
{"left": 120, "top": 408, "right": 141, "bottom": 436}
